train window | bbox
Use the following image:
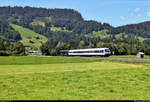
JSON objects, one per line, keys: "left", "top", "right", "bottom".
{"left": 94, "top": 50, "right": 100, "bottom": 53}
{"left": 72, "top": 51, "right": 86, "bottom": 53}
{"left": 71, "top": 50, "right": 107, "bottom": 53}
{"left": 99, "top": 50, "right": 104, "bottom": 53}
{"left": 105, "top": 49, "right": 110, "bottom": 52}
{"left": 89, "top": 51, "right": 94, "bottom": 53}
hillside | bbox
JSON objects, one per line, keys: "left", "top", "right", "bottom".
{"left": 0, "top": 6, "right": 150, "bottom": 39}
{"left": 0, "top": 19, "right": 21, "bottom": 41}
{"left": 0, "top": 6, "right": 150, "bottom": 55}
{"left": 1, "top": 6, "right": 150, "bottom": 40}
{"left": 109, "top": 21, "right": 150, "bottom": 38}
{"left": 87, "top": 29, "right": 147, "bottom": 42}
{"left": 10, "top": 24, "right": 48, "bottom": 50}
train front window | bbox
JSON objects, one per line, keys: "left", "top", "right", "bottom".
{"left": 105, "top": 49, "right": 110, "bottom": 52}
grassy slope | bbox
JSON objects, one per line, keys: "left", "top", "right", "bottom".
{"left": 50, "top": 25, "right": 72, "bottom": 32}
{"left": 91, "top": 29, "right": 110, "bottom": 39}
{"left": 30, "top": 20, "right": 45, "bottom": 27}
{"left": 0, "top": 56, "right": 150, "bottom": 100}
{"left": 90, "top": 29, "right": 147, "bottom": 42}
{"left": 115, "top": 34, "right": 146, "bottom": 42}
{"left": 10, "top": 24, "right": 48, "bottom": 50}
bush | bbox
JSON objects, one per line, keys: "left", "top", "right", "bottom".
{"left": 0, "top": 51, "right": 9, "bottom": 56}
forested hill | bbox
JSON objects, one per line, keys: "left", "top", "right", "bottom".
{"left": 109, "top": 21, "right": 150, "bottom": 38}
{"left": 0, "top": 6, "right": 83, "bottom": 22}
{"left": 0, "top": 6, "right": 112, "bottom": 37}
{"left": 0, "top": 6, "right": 150, "bottom": 55}
{"left": 1, "top": 6, "right": 150, "bottom": 39}
{"left": 0, "top": 19, "right": 21, "bottom": 41}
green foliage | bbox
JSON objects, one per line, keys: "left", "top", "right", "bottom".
{"left": 0, "top": 41, "right": 25, "bottom": 56}
{"left": 78, "top": 41, "right": 86, "bottom": 49}
{"left": 0, "top": 19, "right": 21, "bottom": 41}
{"left": 40, "top": 43, "right": 49, "bottom": 55}
{"left": 109, "top": 21, "right": 150, "bottom": 38}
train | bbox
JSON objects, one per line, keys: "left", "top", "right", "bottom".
{"left": 60, "top": 48, "right": 111, "bottom": 57}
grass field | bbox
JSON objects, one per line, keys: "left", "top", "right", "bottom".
{"left": 50, "top": 25, "right": 72, "bottom": 32}
{"left": 0, "top": 56, "right": 150, "bottom": 100}
{"left": 10, "top": 24, "right": 48, "bottom": 50}
{"left": 30, "top": 20, "right": 45, "bottom": 27}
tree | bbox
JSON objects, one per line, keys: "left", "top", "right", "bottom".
{"left": 11, "top": 42, "right": 25, "bottom": 55}
{"left": 78, "top": 40, "right": 85, "bottom": 49}
{"left": 40, "top": 43, "right": 49, "bottom": 55}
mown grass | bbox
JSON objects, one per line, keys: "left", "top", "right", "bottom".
{"left": 10, "top": 24, "right": 48, "bottom": 50}
{"left": 0, "top": 56, "right": 99, "bottom": 65}
{"left": 0, "top": 56, "right": 150, "bottom": 100}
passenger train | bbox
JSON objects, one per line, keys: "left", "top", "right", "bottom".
{"left": 60, "top": 48, "right": 111, "bottom": 57}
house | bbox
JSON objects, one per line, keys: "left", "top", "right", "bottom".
{"left": 137, "top": 52, "right": 145, "bottom": 58}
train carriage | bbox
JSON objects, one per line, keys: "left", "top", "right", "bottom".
{"left": 60, "top": 48, "right": 111, "bottom": 57}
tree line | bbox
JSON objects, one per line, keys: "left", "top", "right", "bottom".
{"left": 40, "top": 37, "right": 150, "bottom": 56}
{"left": 0, "top": 19, "right": 21, "bottom": 42}
{"left": 0, "top": 41, "right": 25, "bottom": 56}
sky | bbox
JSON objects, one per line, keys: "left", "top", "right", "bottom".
{"left": 0, "top": 0, "right": 150, "bottom": 27}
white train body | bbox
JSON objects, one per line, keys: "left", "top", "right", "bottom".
{"left": 60, "top": 48, "right": 111, "bottom": 57}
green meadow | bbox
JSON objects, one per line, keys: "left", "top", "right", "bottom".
{"left": 10, "top": 24, "right": 48, "bottom": 50}
{"left": 90, "top": 29, "right": 147, "bottom": 42}
{"left": 0, "top": 56, "right": 150, "bottom": 100}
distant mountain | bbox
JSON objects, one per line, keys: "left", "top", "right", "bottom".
{"left": 0, "top": 6, "right": 150, "bottom": 43}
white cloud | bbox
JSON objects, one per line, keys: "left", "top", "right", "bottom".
{"left": 129, "top": 8, "right": 142, "bottom": 18}
{"left": 134, "top": 8, "right": 140, "bottom": 12}
{"left": 120, "top": 16, "right": 125, "bottom": 20}
{"left": 135, "top": 14, "right": 141, "bottom": 18}
{"left": 148, "top": 12, "right": 150, "bottom": 16}
{"left": 147, "top": 8, "right": 150, "bottom": 16}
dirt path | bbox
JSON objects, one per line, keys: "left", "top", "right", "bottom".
{"left": 97, "top": 57, "right": 150, "bottom": 62}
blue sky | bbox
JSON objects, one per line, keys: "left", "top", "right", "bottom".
{"left": 0, "top": 0, "right": 150, "bottom": 27}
